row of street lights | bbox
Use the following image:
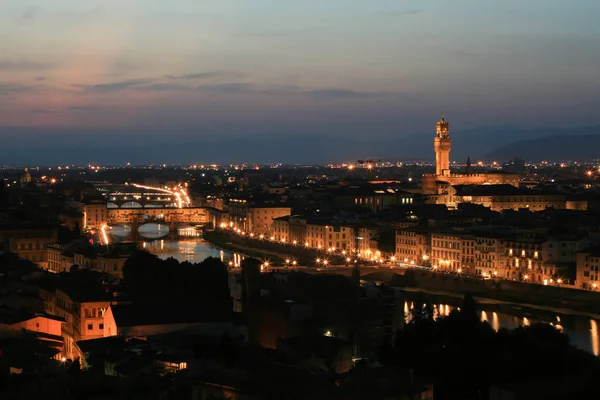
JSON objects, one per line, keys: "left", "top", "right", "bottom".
{"left": 221, "top": 225, "right": 463, "bottom": 271}
{"left": 222, "top": 224, "right": 570, "bottom": 286}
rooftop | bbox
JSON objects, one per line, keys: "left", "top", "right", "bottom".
{"left": 453, "top": 184, "right": 563, "bottom": 197}
{"left": 110, "top": 303, "right": 231, "bottom": 327}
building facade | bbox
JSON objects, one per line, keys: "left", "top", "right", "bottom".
{"left": 7, "top": 226, "right": 58, "bottom": 268}
{"left": 395, "top": 229, "right": 431, "bottom": 266}
{"left": 229, "top": 199, "right": 292, "bottom": 235}
{"left": 83, "top": 201, "right": 108, "bottom": 229}
{"left": 107, "top": 207, "right": 210, "bottom": 225}
{"left": 576, "top": 250, "right": 600, "bottom": 290}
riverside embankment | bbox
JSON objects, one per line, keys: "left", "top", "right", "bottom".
{"left": 205, "top": 230, "right": 600, "bottom": 317}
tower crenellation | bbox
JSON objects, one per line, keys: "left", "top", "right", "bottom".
{"left": 436, "top": 114, "right": 450, "bottom": 138}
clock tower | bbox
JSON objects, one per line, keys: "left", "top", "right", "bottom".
{"left": 434, "top": 114, "right": 451, "bottom": 176}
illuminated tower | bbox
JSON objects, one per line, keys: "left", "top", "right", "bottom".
{"left": 434, "top": 114, "right": 451, "bottom": 176}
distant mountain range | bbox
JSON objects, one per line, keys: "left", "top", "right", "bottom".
{"left": 485, "top": 134, "right": 600, "bottom": 162}
{"left": 0, "top": 124, "right": 598, "bottom": 165}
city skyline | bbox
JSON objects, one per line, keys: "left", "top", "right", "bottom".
{"left": 1, "top": 1, "right": 599, "bottom": 163}
{"left": 4, "top": 3, "right": 600, "bottom": 397}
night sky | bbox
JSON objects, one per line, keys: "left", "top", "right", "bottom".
{"left": 1, "top": 1, "right": 599, "bottom": 163}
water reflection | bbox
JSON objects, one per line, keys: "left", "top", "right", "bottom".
{"left": 138, "top": 223, "right": 169, "bottom": 239}
{"left": 492, "top": 312, "right": 499, "bottom": 331}
{"left": 591, "top": 320, "right": 599, "bottom": 356}
{"left": 109, "top": 223, "right": 172, "bottom": 240}
{"left": 403, "top": 300, "right": 600, "bottom": 356}
{"left": 141, "top": 238, "right": 246, "bottom": 266}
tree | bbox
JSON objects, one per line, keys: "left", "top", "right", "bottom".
{"left": 122, "top": 250, "right": 230, "bottom": 307}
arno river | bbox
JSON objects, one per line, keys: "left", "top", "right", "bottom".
{"left": 109, "top": 223, "right": 600, "bottom": 356}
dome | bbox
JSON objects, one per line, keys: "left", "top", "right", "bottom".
{"left": 21, "top": 168, "right": 32, "bottom": 183}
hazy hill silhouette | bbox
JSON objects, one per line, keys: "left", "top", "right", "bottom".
{"left": 0, "top": 124, "right": 598, "bottom": 164}
{"left": 486, "top": 133, "right": 600, "bottom": 161}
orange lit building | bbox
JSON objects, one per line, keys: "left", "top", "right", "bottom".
{"left": 395, "top": 228, "right": 431, "bottom": 265}
{"left": 2, "top": 225, "right": 58, "bottom": 268}
{"left": 39, "top": 282, "right": 117, "bottom": 361}
{"left": 83, "top": 201, "right": 108, "bottom": 228}
{"left": 576, "top": 250, "right": 600, "bottom": 290}
{"left": 228, "top": 199, "right": 291, "bottom": 235}
{"left": 431, "top": 232, "right": 476, "bottom": 274}
{"left": 46, "top": 244, "right": 130, "bottom": 277}
{"left": 107, "top": 206, "right": 210, "bottom": 225}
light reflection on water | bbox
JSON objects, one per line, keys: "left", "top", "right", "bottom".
{"left": 404, "top": 301, "right": 600, "bottom": 356}
{"left": 109, "top": 224, "right": 244, "bottom": 264}
{"left": 142, "top": 238, "right": 244, "bottom": 264}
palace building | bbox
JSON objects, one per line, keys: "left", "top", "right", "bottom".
{"left": 422, "top": 115, "right": 519, "bottom": 195}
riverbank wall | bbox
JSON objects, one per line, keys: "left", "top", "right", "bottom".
{"left": 205, "top": 230, "right": 600, "bottom": 316}
{"left": 389, "top": 269, "right": 600, "bottom": 316}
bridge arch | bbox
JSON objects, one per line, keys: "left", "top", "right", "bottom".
{"left": 121, "top": 201, "right": 143, "bottom": 209}
{"left": 107, "top": 202, "right": 119, "bottom": 209}
{"left": 138, "top": 222, "right": 170, "bottom": 239}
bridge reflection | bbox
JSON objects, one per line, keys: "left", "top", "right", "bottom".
{"left": 108, "top": 223, "right": 200, "bottom": 242}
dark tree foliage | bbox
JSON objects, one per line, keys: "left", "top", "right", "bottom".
{"left": 122, "top": 250, "right": 231, "bottom": 307}
{"left": 376, "top": 229, "right": 396, "bottom": 253}
{"left": 382, "top": 293, "right": 600, "bottom": 399}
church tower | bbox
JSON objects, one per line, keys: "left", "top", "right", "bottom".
{"left": 434, "top": 114, "right": 451, "bottom": 176}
